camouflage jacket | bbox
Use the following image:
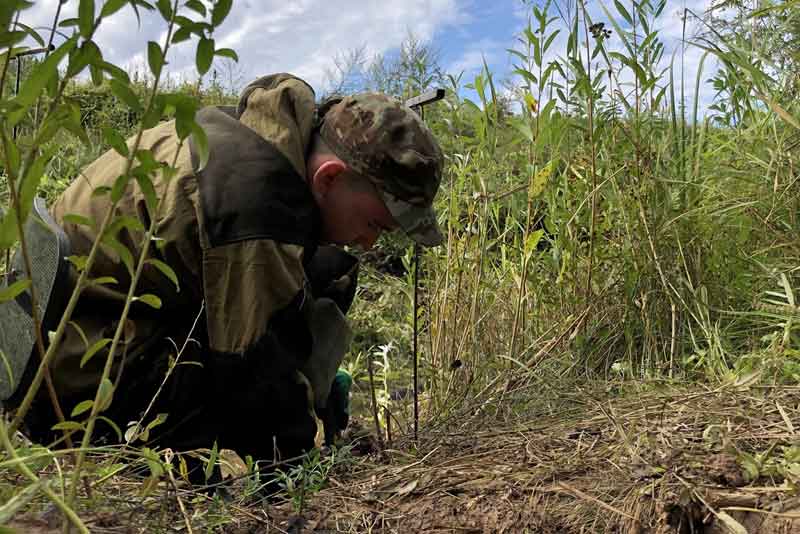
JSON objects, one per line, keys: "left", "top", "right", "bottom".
{"left": 49, "top": 73, "right": 325, "bottom": 399}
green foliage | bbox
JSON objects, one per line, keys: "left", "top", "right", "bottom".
{"left": 273, "top": 446, "right": 353, "bottom": 513}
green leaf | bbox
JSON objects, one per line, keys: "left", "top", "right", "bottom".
{"left": 135, "top": 148, "right": 161, "bottom": 172}
{"left": 128, "top": 0, "right": 156, "bottom": 27}
{"left": 739, "top": 452, "right": 760, "bottom": 481}
{"left": 78, "top": 0, "right": 96, "bottom": 38}
{"left": 7, "top": 36, "right": 77, "bottom": 127}
{"left": 156, "top": 0, "right": 173, "bottom": 20}
{"left": 165, "top": 93, "right": 198, "bottom": 140}
{"left": 0, "top": 279, "right": 31, "bottom": 304}
{"left": 641, "top": 31, "right": 658, "bottom": 51}
{"left": 108, "top": 214, "right": 146, "bottom": 234}
{"left": 92, "top": 185, "right": 112, "bottom": 198}
{"left": 67, "top": 39, "right": 103, "bottom": 78}
{"left": 97, "top": 416, "right": 123, "bottom": 442}
{"left": 211, "top": 0, "right": 232, "bottom": 27}
{"left": 524, "top": 229, "right": 545, "bottom": 260}
{"left": 543, "top": 30, "right": 560, "bottom": 54}
{"left": 0, "top": 31, "right": 28, "bottom": 49}
{"left": 205, "top": 440, "right": 219, "bottom": 482}
{"left": 88, "top": 277, "right": 118, "bottom": 287}
{"left": 67, "top": 255, "right": 89, "bottom": 271}
{"left": 2, "top": 135, "right": 20, "bottom": 178}
{"left": 172, "top": 26, "right": 193, "bottom": 44}
{"left": 141, "top": 93, "right": 166, "bottom": 129}
{"left": 214, "top": 47, "right": 238, "bottom": 61}
{"left": 11, "top": 23, "right": 43, "bottom": 47}
{"left": 146, "top": 259, "right": 180, "bottom": 291}
{"left": 111, "top": 173, "right": 132, "bottom": 203}
{"left": 191, "top": 121, "right": 209, "bottom": 171}
{"left": 71, "top": 399, "right": 94, "bottom": 417}
{"left": 68, "top": 321, "right": 90, "bottom": 349}
{"left": 102, "top": 235, "right": 135, "bottom": 276}
{"left": 135, "top": 172, "right": 158, "bottom": 213}
{"left": 100, "top": 0, "right": 128, "bottom": 18}
{"left": 196, "top": 37, "right": 214, "bottom": 75}
{"left": 614, "top": 0, "right": 633, "bottom": 25}
{"left": 0, "top": 1, "right": 34, "bottom": 31}
{"left": 0, "top": 208, "right": 19, "bottom": 252}
{"left": 141, "top": 447, "right": 164, "bottom": 477}
{"left": 135, "top": 294, "right": 162, "bottom": 309}
{"left": 185, "top": 0, "right": 206, "bottom": 16}
{"left": 80, "top": 338, "right": 111, "bottom": 367}
{"left": 530, "top": 160, "right": 554, "bottom": 198}
{"left": 51, "top": 421, "right": 84, "bottom": 432}
{"left": 109, "top": 79, "right": 142, "bottom": 113}
{"left": 97, "top": 378, "right": 115, "bottom": 412}
{"left": 59, "top": 17, "right": 80, "bottom": 28}
{"left": 103, "top": 127, "right": 130, "bottom": 157}
{"left": 143, "top": 413, "right": 168, "bottom": 440}
{"left": 147, "top": 40, "right": 165, "bottom": 77}
{"left": 514, "top": 68, "right": 538, "bottom": 86}
{"left": 19, "top": 151, "right": 57, "bottom": 221}
{"left": 100, "top": 61, "right": 131, "bottom": 83}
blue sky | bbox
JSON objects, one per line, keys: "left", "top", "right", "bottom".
{"left": 18, "top": 0, "right": 716, "bottom": 109}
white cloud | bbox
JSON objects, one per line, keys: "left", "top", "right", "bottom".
{"left": 448, "top": 38, "right": 505, "bottom": 78}
{"left": 18, "top": 0, "right": 466, "bottom": 95}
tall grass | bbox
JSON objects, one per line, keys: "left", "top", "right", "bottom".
{"left": 408, "top": 0, "right": 800, "bottom": 426}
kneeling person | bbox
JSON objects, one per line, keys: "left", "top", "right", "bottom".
{"left": 7, "top": 73, "right": 444, "bottom": 466}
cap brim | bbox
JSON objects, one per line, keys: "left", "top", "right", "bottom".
{"left": 381, "top": 193, "right": 444, "bottom": 247}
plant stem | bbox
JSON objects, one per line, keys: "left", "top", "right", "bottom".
{"left": 0, "top": 418, "right": 88, "bottom": 533}
{"left": 581, "top": 0, "right": 599, "bottom": 305}
{"left": 65, "top": 3, "right": 181, "bottom": 513}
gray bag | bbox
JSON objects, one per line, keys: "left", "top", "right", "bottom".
{"left": 0, "top": 197, "right": 71, "bottom": 401}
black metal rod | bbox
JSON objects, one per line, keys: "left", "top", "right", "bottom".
{"left": 13, "top": 56, "right": 22, "bottom": 140}
{"left": 407, "top": 95, "right": 441, "bottom": 444}
{"left": 413, "top": 242, "right": 420, "bottom": 442}
{"left": 405, "top": 88, "right": 445, "bottom": 109}
{"left": 411, "top": 104, "right": 428, "bottom": 443}
{"left": 9, "top": 45, "right": 55, "bottom": 60}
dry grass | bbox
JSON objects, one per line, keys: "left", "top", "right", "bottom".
{"left": 6, "top": 382, "right": 800, "bottom": 533}
{"left": 264, "top": 380, "right": 800, "bottom": 533}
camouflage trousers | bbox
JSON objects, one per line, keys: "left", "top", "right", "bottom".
{"left": 14, "top": 318, "right": 317, "bottom": 466}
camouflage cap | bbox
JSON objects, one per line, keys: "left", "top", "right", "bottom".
{"left": 318, "top": 93, "right": 444, "bottom": 247}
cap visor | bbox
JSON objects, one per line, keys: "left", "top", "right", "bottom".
{"left": 381, "top": 194, "right": 444, "bottom": 247}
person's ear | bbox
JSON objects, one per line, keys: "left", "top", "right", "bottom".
{"left": 310, "top": 160, "right": 347, "bottom": 201}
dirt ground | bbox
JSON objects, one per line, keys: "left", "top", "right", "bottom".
{"left": 265, "top": 382, "right": 800, "bottom": 533}
{"left": 6, "top": 381, "right": 800, "bottom": 533}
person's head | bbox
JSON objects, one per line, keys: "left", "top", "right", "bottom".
{"left": 306, "top": 135, "right": 398, "bottom": 250}
{"left": 307, "top": 93, "right": 444, "bottom": 250}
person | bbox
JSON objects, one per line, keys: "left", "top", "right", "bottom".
{"left": 11, "top": 73, "right": 444, "bottom": 468}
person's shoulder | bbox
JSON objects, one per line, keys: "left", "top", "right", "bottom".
{"left": 238, "top": 73, "right": 315, "bottom": 110}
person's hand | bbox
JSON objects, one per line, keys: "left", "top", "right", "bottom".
{"left": 306, "top": 246, "right": 359, "bottom": 314}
